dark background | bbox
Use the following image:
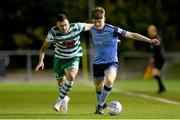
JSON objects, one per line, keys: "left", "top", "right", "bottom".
{"left": 0, "top": 0, "right": 179, "bottom": 51}
{"left": 0, "top": 0, "right": 180, "bottom": 80}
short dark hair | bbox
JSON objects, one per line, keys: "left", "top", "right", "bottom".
{"left": 57, "top": 14, "right": 67, "bottom": 22}
{"left": 91, "top": 7, "right": 105, "bottom": 20}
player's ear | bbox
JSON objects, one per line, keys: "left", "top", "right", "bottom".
{"left": 103, "top": 16, "right": 106, "bottom": 22}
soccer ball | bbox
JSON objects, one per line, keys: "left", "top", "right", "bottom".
{"left": 107, "top": 101, "right": 122, "bottom": 116}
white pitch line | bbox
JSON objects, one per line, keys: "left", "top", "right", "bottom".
{"left": 117, "top": 89, "right": 180, "bottom": 105}
{"left": 81, "top": 81, "right": 180, "bottom": 105}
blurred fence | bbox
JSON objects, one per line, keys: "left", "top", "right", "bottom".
{"left": 0, "top": 50, "right": 180, "bottom": 81}
{"left": 0, "top": 50, "right": 53, "bottom": 81}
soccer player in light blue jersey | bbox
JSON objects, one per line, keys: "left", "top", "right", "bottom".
{"left": 35, "top": 14, "right": 93, "bottom": 113}
{"left": 90, "top": 7, "right": 160, "bottom": 114}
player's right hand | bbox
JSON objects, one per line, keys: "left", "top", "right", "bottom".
{"left": 35, "top": 62, "right": 44, "bottom": 72}
{"left": 151, "top": 38, "right": 160, "bottom": 46}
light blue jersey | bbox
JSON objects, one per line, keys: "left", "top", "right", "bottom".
{"left": 90, "top": 24, "right": 126, "bottom": 64}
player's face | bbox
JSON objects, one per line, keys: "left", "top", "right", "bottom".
{"left": 57, "top": 19, "right": 69, "bottom": 33}
{"left": 148, "top": 26, "right": 157, "bottom": 38}
{"left": 92, "top": 17, "right": 105, "bottom": 30}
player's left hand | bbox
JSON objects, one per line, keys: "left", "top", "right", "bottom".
{"left": 151, "top": 39, "right": 160, "bottom": 46}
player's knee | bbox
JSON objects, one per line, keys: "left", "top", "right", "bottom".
{"left": 66, "top": 69, "right": 77, "bottom": 80}
{"left": 66, "top": 74, "right": 76, "bottom": 80}
{"left": 57, "top": 79, "right": 65, "bottom": 87}
{"left": 153, "top": 68, "right": 161, "bottom": 74}
{"left": 105, "top": 80, "right": 114, "bottom": 87}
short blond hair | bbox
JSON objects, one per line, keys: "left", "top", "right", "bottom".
{"left": 91, "top": 7, "right": 105, "bottom": 19}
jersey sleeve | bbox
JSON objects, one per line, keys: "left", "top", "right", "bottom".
{"left": 46, "top": 28, "right": 55, "bottom": 41}
{"left": 76, "top": 22, "right": 86, "bottom": 32}
{"left": 113, "top": 27, "right": 126, "bottom": 38}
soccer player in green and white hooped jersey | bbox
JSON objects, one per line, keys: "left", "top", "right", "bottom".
{"left": 35, "top": 14, "right": 93, "bottom": 113}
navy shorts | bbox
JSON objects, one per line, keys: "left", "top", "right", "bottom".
{"left": 93, "top": 62, "right": 118, "bottom": 80}
{"left": 154, "top": 57, "right": 165, "bottom": 70}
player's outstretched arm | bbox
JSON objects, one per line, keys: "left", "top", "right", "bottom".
{"left": 125, "top": 31, "right": 160, "bottom": 46}
{"left": 35, "top": 39, "right": 52, "bottom": 72}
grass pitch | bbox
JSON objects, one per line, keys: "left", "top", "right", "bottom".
{"left": 0, "top": 79, "right": 180, "bottom": 119}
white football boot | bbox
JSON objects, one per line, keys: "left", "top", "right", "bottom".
{"left": 61, "top": 96, "right": 70, "bottom": 113}
{"left": 53, "top": 97, "right": 63, "bottom": 112}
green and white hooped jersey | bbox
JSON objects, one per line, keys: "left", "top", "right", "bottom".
{"left": 46, "top": 23, "right": 86, "bottom": 59}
